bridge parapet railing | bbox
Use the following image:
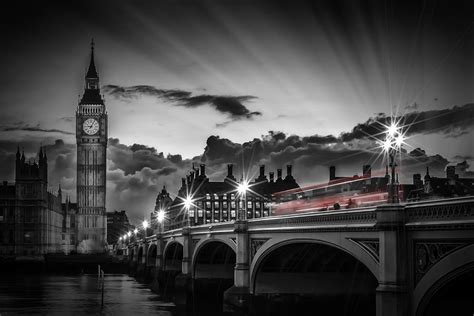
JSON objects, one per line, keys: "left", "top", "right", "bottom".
{"left": 405, "top": 196, "right": 474, "bottom": 228}
{"left": 188, "top": 221, "right": 235, "bottom": 235}
{"left": 247, "top": 206, "right": 378, "bottom": 231}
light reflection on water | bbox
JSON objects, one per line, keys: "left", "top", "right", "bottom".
{"left": 0, "top": 274, "right": 174, "bottom": 315}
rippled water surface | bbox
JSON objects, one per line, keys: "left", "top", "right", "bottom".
{"left": 0, "top": 274, "right": 174, "bottom": 315}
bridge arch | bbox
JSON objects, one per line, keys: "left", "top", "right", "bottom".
{"left": 163, "top": 241, "right": 183, "bottom": 272}
{"left": 250, "top": 236, "right": 379, "bottom": 286}
{"left": 192, "top": 239, "right": 236, "bottom": 314}
{"left": 414, "top": 243, "right": 474, "bottom": 316}
{"left": 250, "top": 238, "right": 379, "bottom": 315}
{"left": 137, "top": 245, "right": 144, "bottom": 265}
{"left": 192, "top": 239, "right": 236, "bottom": 279}
{"left": 147, "top": 243, "right": 157, "bottom": 267}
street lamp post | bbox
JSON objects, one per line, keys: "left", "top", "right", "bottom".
{"left": 388, "top": 147, "right": 399, "bottom": 203}
{"left": 142, "top": 220, "right": 149, "bottom": 239}
{"left": 184, "top": 196, "right": 193, "bottom": 227}
{"left": 383, "top": 122, "right": 405, "bottom": 204}
{"left": 237, "top": 180, "right": 249, "bottom": 220}
{"left": 156, "top": 209, "right": 165, "bottom": 233}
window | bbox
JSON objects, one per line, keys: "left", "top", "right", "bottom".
{"left": 247, "top": 201, "right": 253, "bottom": 208}
{"left": 223, "top": 201, "right": 228, "bottom": 208}
{"left": 214, "top": 201, "right": 220, "bottom": 208}
{"left": 222, "top": 194, "right": 227, "bottom": 200}
{"left": 24, "top": 231, "right": 33, "bottom": 244}
{"left": 206, "top": 201, "right": 211, "bottom": 209}
{"left": 198, "top": 210, "right": 203, "bottom": 217}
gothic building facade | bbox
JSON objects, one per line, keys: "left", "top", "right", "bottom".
{"left": 75, "top": 41, "right": 108, "bottom": 253}
{"left": 0, "top": 148, "right": 74, "bottom": 257}
{"left": 157, "top": 164, "right": 299, "bottom": 231}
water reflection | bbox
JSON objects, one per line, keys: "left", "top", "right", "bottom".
{"left": 0, "top": 274, "right": 174, "bottom": 315}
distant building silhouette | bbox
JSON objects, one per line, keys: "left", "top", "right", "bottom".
{"left": 157, "top": 164, "right": 300, "bottom": 231}
{"left": 106, "top": 210, "right": 132, "bottom": 246}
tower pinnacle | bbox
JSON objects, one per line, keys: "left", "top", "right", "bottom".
{"left": 80, "top": 39, "right": 104, "bottom": 104}
{"left": 86, "top": 38, "right": 98, "bottom": 80}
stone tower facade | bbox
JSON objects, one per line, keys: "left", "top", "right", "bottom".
{"left": 76, "top": 41, "right": 108, "bottom": 253}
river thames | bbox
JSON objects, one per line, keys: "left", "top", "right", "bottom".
{"left": 0, "top": 274, "right": 175, "bottom": 315}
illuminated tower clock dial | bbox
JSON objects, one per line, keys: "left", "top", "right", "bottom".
{"left": 83, "top": 118, "right": 99, "bottom": 135}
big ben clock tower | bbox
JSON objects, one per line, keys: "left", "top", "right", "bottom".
{"left": 76, "top": 40, "right": 107, "bottom": 253}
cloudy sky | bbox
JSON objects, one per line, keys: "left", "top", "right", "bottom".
{"left": 0, "top": 0, "right": 473, "bottom": 223}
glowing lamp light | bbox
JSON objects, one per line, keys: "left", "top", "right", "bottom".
{"left": 119, "top": 236, "right": 122, "bottom": 241}
{"left": 382, "top": 139, "right": 392, "bottom": 153}
{"left": 157, "top": 209, "right": 165, "bottom": 223}
{"left": 184, "top": 196, "right": 193, "bottom": 209}
{"left": 395, "top": 134, "right": 405, "bottom": 148}
{"left": 123, "top": 234, "right": 127, "bottom": 240}
{"left": 133, "top": 228, "right": 138, "bottom": 235}
{"left": 387, "top": 122, "right": 398, "bottom": 137}
{"left": 237, "top": 181, "right": 249, "bottom": 195}
{"left": 142, "top": 220, "right": 149, "bottom": 229}
{"left": 127, "top": 231, "right": 132, "bottom": 237}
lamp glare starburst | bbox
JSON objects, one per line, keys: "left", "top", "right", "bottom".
{"left": 184, "top": 196, "right": 193, "bottom": 209}
{"left": 157, "top": 209, "right": 165, "bottom": 223}
{"left": 237, "top": 180, "right": 249, "bottom": 195}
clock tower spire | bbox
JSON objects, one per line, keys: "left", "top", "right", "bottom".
{"left": 76, "top": 40, "right": 108, "bottom": 253}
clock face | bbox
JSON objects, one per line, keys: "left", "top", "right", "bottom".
{"left": 83, "top": 118, "right": 100, "bottom": 135}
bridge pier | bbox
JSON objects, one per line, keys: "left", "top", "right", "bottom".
{"left": 376, "top": 204, "right": 408, "bottom": 316}
{"left": 151, "top": 239, "right": 164, "bottom": 292}
{"left": 224, "top": 220, "right": 252, "bottom": 313}
{"left": 175, "top": 227, "right": 193, "bottom": 310}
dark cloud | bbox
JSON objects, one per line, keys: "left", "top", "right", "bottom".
{"left": 156, "top": 167, "right": 178, "bottom": 176}
{"left": 59, "top": 117, "right": 75, "bottom": 123}
{"left": 0, "top": 123, "right": 74, "bottom": 135}
{"left": 103, "top": 84, "right": 260, "bottom": 120}
{"left": 455, "top": 161, "right": 474, "bottom": 178}
{"left": 341, "top": 103, "right": 474, "bottom": 141}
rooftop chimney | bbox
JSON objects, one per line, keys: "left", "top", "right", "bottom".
{"left": 286, "top": 165, "right": 293, "bottom": 177}
{"left": 269, "top": 172, "right": 274, "bottom": 182}
{"left": 260, "top": 165, "right": 265, "bottom": 177}
{"left": 227, "top": 164, "right": 233, "bottom": 177}
{"left": 363, "top": 165, "right": 371, "bottom": 178}
{"left": 446, "top": 166, "right": 456, "bottom": 179}
{"left": 277, "top": 169, "right": 282, "bottom": 179}
{"left": 200, "top": 164, "right": 206, "bottom": 177}
{"left": 329, "top": 166, "right": 336, "bottom": 181}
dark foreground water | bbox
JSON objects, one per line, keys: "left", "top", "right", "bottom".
{"left": 0, "top": 274, "right": 175, "bottom": 315}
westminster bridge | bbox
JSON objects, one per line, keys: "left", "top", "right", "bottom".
{"left": 118, "top": 196, "right": 474, "bottom": 315}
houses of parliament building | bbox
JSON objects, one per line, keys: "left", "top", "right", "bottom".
{"left": 0, "top": 42, "right": 108, "bottom": 257}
